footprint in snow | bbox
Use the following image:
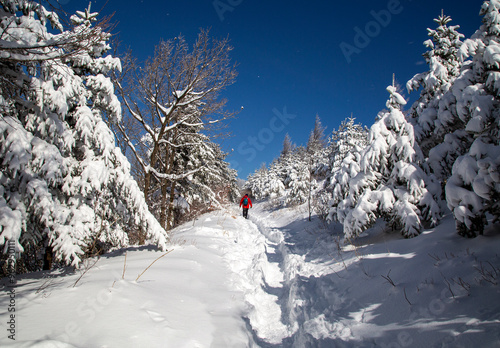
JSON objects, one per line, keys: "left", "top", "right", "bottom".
{"left": 146, "top": 310, "right": 165, "bottom": 322}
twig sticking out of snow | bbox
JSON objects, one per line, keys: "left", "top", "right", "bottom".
{"left": 452, "top": 277, "right": 471, "bottom": 296}
{"left": 122, "top": 252, "right": 127, "bottom": 280}
{"left": 381, "top": 270, "right": 396, "bottom": 287}
{"left": 404, "top": 287, "right": 412, "bottom": 306}
{"left": 36, "top": 277, "right": 54, "bottom": 294}
{"left": 474, "top": 261, "right": 499, "bottom": 285}
{"left": 440, "top": 271, "right": 455, "bottom": 299}
{"left": 136, "top": 250, "right": 173, "bottom": 282}
{"left": 73, "top": 257, "right": 100, "bottom": 288}
{"left": 428, "top": 253, "right": 441, "bottom": 262}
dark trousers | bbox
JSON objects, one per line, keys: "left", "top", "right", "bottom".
{"left": 243, "top": 208, "right": 249, "bottom": 219}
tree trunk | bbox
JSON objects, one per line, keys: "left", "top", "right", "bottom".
{"left": 144, "top": 143, "right": 160, "bottom": 205}
{"left": 42, "top": 246, "right": 53, "bottom": 270}
{"left": 166, "top": 180, "right": 176, "bottom": 230}
{"left": 159, "top": 179, "right": 168, "bottom": 229}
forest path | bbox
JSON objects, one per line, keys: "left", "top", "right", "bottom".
{"left": 236, "top": 204, "right": 352, "bottom": 347}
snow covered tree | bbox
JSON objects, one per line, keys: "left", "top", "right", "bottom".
{"left": 0, "top": 1, "right": 168, "bottom": 268}
{"left": 307, "top": 114, "right": 329, "bottom": 179}
{"left": 323, "top": 116, "right": 368, "bottom": 222}
{"left": 445, "top": 0, "right": 500, "bottom": 237}
{"left": 114, "top": 30, "right": 237, "bottom": 230}
{"left": 245, "top": 164, "right": 268, "bottom": 200}
{"left": 325, "top": 116, "right": 368, "bottom": 184}
{"left": 281, "top": 133, "right": 295, "bottom": 158}
{"left": 175, "top": 138, "right": 239, "bottom": 222}
{"left": 262, "top": 161, "right": 286, "bottom": 201}
{"left": 273, "top": 134, "right": 295, "bottom": 186}
{"left": 285, "top": 157, "right": 313, "bottom": 206}
{"left": 338, "top": 80, "right": 441, "bottom": 239}
{"left": 306, "top": 114, "right": 327, "bottom": 155}
{"left": 281, "top": 146, "right": 317, "bottom": 207}
{"left": 407, "top": 11, "right": 465, "bottom": 155}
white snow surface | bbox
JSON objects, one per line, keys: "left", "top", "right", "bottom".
{"left": 2, "top": 203, "right": 500, "bottom": 347}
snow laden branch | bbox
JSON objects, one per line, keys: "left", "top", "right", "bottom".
{"left": 113, "top": 29, "right": 238, "bottom": 230}
{"left": 0, "top": 2, "right": 115, "bottom": 64}
{"left": 0, "top": 0, "right": 168, "bottom": 268}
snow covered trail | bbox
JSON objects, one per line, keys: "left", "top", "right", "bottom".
{"left": 244, "top": 204, "right": 356, "bottom": 347}
{"left": 2, "top": 204, "right": 500, "bottom": 347}
{"left": 240, "top": 204, "right": 500, "bottom": 347}
{"left": 215, "top": 208, "right": 292, "bottom": 345}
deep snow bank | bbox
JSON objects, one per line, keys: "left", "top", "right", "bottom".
{"left": 0, "top": 208, "right": 258, "bottom": 347}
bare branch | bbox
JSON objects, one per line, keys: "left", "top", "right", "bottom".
{"left": 112, "top": 29, "right": 237, "bottom": 230}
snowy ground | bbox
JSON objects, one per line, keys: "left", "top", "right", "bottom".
{"left": 1, "top": 202, "right": 500, "bottom": 347}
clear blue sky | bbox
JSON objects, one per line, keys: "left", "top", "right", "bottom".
{"left": 59, "top": 0, "right": 481, "bottom": 179}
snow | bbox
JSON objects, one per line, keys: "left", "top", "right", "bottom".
{"left": 2, "top": 203, "right": 500, "bottom": 347}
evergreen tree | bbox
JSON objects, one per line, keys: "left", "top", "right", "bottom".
{"left": 307, "top": 114, "right": 327, "bottom": 153}
{"left": 263, "top": 161, "right": 286, "bottom": 200}
{"left": 407, "top": 11, "right": 465, "bottom": 155}
{"left": 274, "top": 134, "right": 296, "bottom": 187}
{"left": 307, "top": 114, "right": 329, "bottom": 179}
{"left": 325, "top": 116, "right": 368, "bottom": 185}
{"left": 285, "top": 156, "right": 314, "bottom": 206}
{"left": 445, "top": 0, "right": 500, "bottom": 237}
{"left": 175, "top": 139, "right": 239, "bottom": 222}
{"left": 339, "top": 81, "right": 440, "bottom": 239}
{"left": 0, "top": 1, "right": 167, "bottom": 267}
{"left": 245, "top": 163, "right": 268, "bottom": 200}
{"left": 281, "top": 133, "right": 295, "bottom": 158}
{"left": 323, "top": 116, "right": 368, "bottom": 222}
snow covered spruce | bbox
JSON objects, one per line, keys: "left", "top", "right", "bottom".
{"left": 247, "top": 2, "right": 500, "bottom": 241}
{"left": 333, "top": 82, "right": 441, "bottom": 239}
{"left": 445, "top": 0, "right": 500, "bottom": 237}
{"left": 0, "top": 1, "right": 167, "bottom": 267}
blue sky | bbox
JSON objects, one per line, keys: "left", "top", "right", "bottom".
{"left": 61, "top": 0, "right": 481, "bottom": 179}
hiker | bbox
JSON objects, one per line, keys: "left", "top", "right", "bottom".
{"left": 239, "top": 194, "right": 252, "bottom": 219}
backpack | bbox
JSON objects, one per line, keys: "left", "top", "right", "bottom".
{"left": 243, "top": 197, "right": 248, "bottom": 206}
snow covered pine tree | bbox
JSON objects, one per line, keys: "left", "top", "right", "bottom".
{"left": 323, "top": 116, "right": 368, "bottom": 224}
{"left": 0, "top": 1, "right": 168, "bottom": 268}
{"left": 338, "top": 79, "right": 441, "bottom": 240}
{"left": 445, "top": 0, "right": 500, "bottom": 237}
{"left": 406, "top": 11, "right": 465, "bottom": 158}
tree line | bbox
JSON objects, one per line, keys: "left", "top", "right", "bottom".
{"left": 246, "top": 2, "right": 500, "bottom": 241}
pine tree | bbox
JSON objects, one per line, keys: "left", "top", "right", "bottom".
{"left": 307, "top": 114, "right": 327, "bottom": 153}
{"left": 175, "top": 139, "right": 239, "bottom": 222}
{"left": 325, "top": 116, "right": 368, "bottom": 183}
{"left": 281, "top": 133, "right": 295, "bottom": 158}
{"left": 405, "top": 12, "right": 470, "bottom": 185}
{"left": 407, "top": 11, "right": 465, "bottom": 155}
{"left": 245, "top": 163, "right": 268, "bottom": 200}
{"left": 273, "top": 134, "right": 295, "bottom": 187}
{"left": 285, "top": 157, "right": 313, "bottom": 206}
{"left": 0, "top": 1, "right": 167, "bottom": 267}
{"left": 445, "top": 0, "right": 500, "bottom": 237}
{"left": 307, "top": 114, "right": 329, "bottom": 179}
{"left": 323, "top": 116, "right": 368, "bottom": 223}
{"left": 263, "top": 161, "right": 286, "bottom": 201}
{"left": 339, "top": 79, "right": 440, "bottom": 239}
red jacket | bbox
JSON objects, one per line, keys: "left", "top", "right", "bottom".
{"left": 239, "top": 195, "right": 252, "bottom": 209}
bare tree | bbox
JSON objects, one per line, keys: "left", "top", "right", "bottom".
{"left": 114, "top": 29, "right": 237, "bottom": 230}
